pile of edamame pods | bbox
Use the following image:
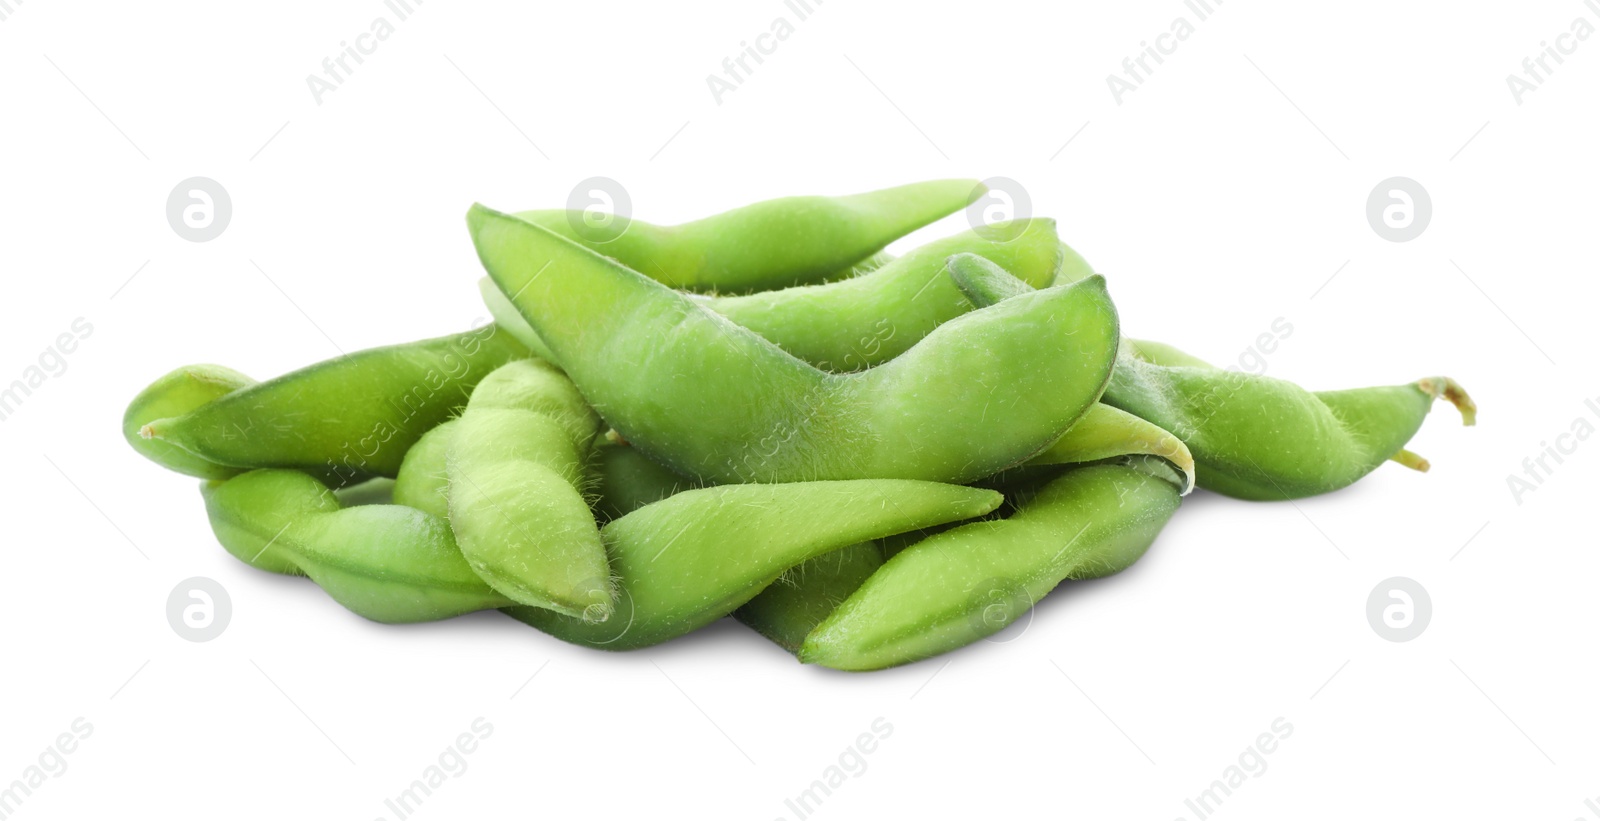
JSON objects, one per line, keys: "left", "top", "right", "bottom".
{"left": 124, "top": 179, "right": 1477, "bottom": 671}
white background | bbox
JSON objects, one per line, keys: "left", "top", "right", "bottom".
{"left": 2, "top": 0, "right": 1596, "bottom": 818}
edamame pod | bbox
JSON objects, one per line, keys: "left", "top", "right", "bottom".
{"left": 1051, "top": 242, "right": 1097, "bottom": 286}
{"left": 479, "top": 278, "right": 559, "bottom": 362}
{"left": 393, "top": 419, "right": 457, "bottom": 519}
{"left": 1106, "top": 358, "right": 1476, "bottom": 499}
{"left": 946, "top": 252, "right": 1477, "bottom": 500}
{"left": 202, "top": 469, "right": 514, "bottom": 623}
{"left": 704, "top": 219, "right": 1062, "bottom": 369}
{"left": 469, "top": 205, "right": 1119, "bottom": 484}
{"left": 135, "top": 326, "right": 527, "bottom": 484}
{"left": 446, "top": 359, "right": 612, "bottom": 621}
{"left": 592, "top": 440, "right": 699, "bottom": 522}
{"left": 514, "top": 179, "right": 982, "bottom": 293}
{"left": 332, "top": 476, "right": 397, "bottom": 507}
{"left": 482, "top": 220, "right": 1064, "bottom": 371}
{"left": 506, "top": 480, "right": 1003, "bottom": 650}
{"left": 1125, "top": 338, "right": 1215, "bottom": 369}
{"left": 941, "top": 253, "right": 1193, "bottom": 491}
{"left": 734, "top": 542, "right": 885, "bottom": 654}
{"left": 800, "top": 459, "right": 1182, "bottom": 671}
{"left": 590, "top": 441, "right": 884, "bottom": 652}
{"left": 123, "top": 364, "right": 256, "bottom": 480}
{"left": 1020, "top": 403, "right": 1196, "bottom": 494}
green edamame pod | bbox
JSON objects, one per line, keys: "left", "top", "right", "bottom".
{"left": 592, "top": 441, "right": 904, "bottom": 653}
{"left": 591, "top": 437, "right": 879, "bottom": 649}
{"left": 123, "top": 364, "right": 256, "bottom": 480}
{"left": 948, "top": 252, "right": 1035, "bottom": 303}
{"left": 446, "top": 359, "right": 612, "bottom": 621}
{"left": 202, "top": 469, "right": 514, "bottom": 623}
{"left": 800, "top": 459, "right": 1182, "bottom": 671}
{"left": 939, "top": 253, "right": 1192, "bottom": 491}
{"left": 469, "top": 205, "right": 1119, "bottom": 484}
{"left": 878, "top": 523, "right": 965, "bottom": 561}
{"left": 592, "top": 440, "right": 699, "bottom": 522}
{"left": 392, "top": 419, "right": 457, "bottom": 519}
{"left": 332, "top": 477, "right": 396, "bottom": 507}
{"left": 135, "top": 326, "right": 527, "bottom": 484}
{"left": 1022, "top": 403, "right": 1196, "bottom": 494}
{"left": 514, "top": 179, "right": 982, "bottom": 293}
{"left": 734, "top": 542, "right": 885, "bottom": 654}
{"left": 947, "top": 252, "right": 1477, "bottom": 500}
{"left": 478, "top": 278, "right": 560, "bottom": 363}
{"left": 506, "top": 480, "right": 1002, "bottom": 650}
{"left": 704, "top": 219, "right": 1063, "bottom": 370}
{"left": 841, "top": 250, "right": 896, "bottom": 277}
{"left": 1051, "top": 242, "right": 1097, "bottom": 286}
{"left": 1125, "top": 338, "right": 1215, "bottom": 369}
{"left": 482, "top": 220, "right": 1064, "bottom": 372}
{"left": 1107, "top": 358, "right": 1476, "bottom": 499}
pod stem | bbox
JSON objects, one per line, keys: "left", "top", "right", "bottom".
{"left": 1389, "top": 448, "right": 1431, "bottom": 473}
{"left": 1417, "top": 377, "right": 1477, "bottom": 426}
